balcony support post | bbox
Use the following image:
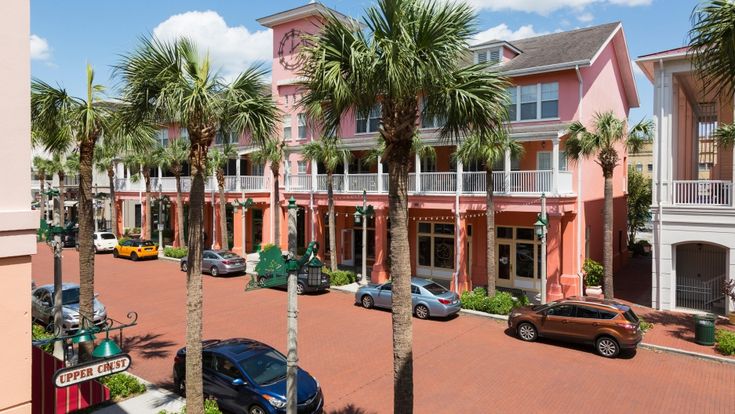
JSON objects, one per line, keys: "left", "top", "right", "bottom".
{"left": 311, "top": 159, "right": 318, "bottom": 192}
{"left": 504, "top": 148, "right": 511, "bottom": 193}
{"left": 344, "top": 153, "right": 350, "bottom": 192}
{"left": 284, "top": 159, "right": 290, "bottom": 192}
{"left": 415, "top": 153, "right": 422, "bottom": 193}
{"left": 552, "top": 135, "right": 561, "bottom": 195}
{"left": 456, "top": 160, "right": 463, "bottom": 195}
{"left": 236, "top": 154, "right": 241, "bottom": 192}
{"left": 377, "top": 155, "right": 383, "bottom": 193}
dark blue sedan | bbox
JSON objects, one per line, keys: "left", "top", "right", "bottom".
{"left": 173, "top": 338, "right": 323, "bottom": 414}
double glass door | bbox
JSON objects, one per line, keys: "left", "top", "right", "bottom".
{"left": 496, "top": 226, "right": 541, "bottom": 291}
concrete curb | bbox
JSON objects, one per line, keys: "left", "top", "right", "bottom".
{"left": 93, "top": 372, "right": 184, "bottom": 413}
{"left": 638, "top": 342, "right": 735, "bottom": 365}
{"left": 459, "top": 308, "right": 509, "bottom": 321}
{"left": 159, "top": 256, "right": 182, "bottom": 263}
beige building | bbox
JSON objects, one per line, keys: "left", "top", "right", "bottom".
{"left": 0, "top": 1, "right": 35, "bottom": 413}
{"left": 628, "top": 141, "right": 654, "bottom": 179}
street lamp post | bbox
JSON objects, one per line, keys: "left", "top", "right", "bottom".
{"left": 534, "top": 193, "right": 548, "bottom": 304}
{"left": 353, "top": 190, "right": 374, "bottom": 285}
{"left": 232, "top": 195, "right": 254, "bottom": 258}
{"left": 157, "top": 183, "right": 164, "bottom": 256}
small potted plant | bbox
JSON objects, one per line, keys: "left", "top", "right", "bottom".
{"left": 723, "top": 279, "right": 735, "bottom": 325}
{"left": 583, "top": 258, "right": 603, "bottom": 296}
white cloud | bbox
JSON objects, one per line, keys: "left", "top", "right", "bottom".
{"left": 466, "top": 0, "right": 652, "bottom": 15}
{"left": 153, "top": 10, "right": 272, "bottom": 81}
{"left": 30, "top": 34, "right": 51, "bottom": 61}
{"left": 473, "top": 23, "right": 544, "bottom": 44}
{"left": 577, "top": 12, "right": 595, "bottom": 22}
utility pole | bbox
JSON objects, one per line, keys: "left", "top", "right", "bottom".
{"left": 233, "top": 195, "right": 253, "bottom": 257}
{"left": 354, "top": 190, "right": 374, "bottom": 285}
{"left": 158, "top": 182, "right": 164, "bottom": 256}
{"left": 49, "top": 188, "right": 64, "bottom": 359}
{"left": 286, "top": 197, "right": 298, "bottom": 414}
{"left": 534, "top": 193, "right": 548, "bottom": 304}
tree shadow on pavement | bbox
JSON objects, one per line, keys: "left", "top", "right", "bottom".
{"left": 327, "top": 405, "right": 376, "bottom": 414}
{"left": 122, "top": 332, "right": 176, "bottom": 359}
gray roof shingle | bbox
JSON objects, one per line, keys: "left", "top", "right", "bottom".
{"left": 473, "top": 22, "right": 620, "bottom": 73}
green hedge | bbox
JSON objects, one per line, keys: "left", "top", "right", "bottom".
{"left": 100, "top": 373, "right": 146, "bottom": 400}
{"left": 164, "top": 246, "right": 188, "bottom": 259}
{"left": 322, "top": 268, "right": 357, "bottom": 286}
{"left": 32, "top": 324, "right": 54, "bottom": 353}
{"left": 715, "top": 329, "right": 735, "bottom": 356}
{"left": 158, "top": 397, "right": 222, "bottom": 414}
{"left": 460, "top": 288, "right": 528, "bottom": 315}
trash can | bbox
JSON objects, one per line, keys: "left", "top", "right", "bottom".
{"left": 694, "top": 313, "right": 716, "bottom": 346}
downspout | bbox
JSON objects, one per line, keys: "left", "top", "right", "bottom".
{"left": 656, "top": 59, "right": 664, "bottom": 310}
{"left": 575, "top": 65, "right": 584, "bottom": 295}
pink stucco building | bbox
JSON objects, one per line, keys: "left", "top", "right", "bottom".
{"left": 114, "top": 3, "right": 638, "bottom": 302}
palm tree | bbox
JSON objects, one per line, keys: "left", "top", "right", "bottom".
{"left": 31, "top": 65, "right": 152, "bottom": 360}
{"left": 299, "top": 1, "right": 509, "bottom": 410}
{"left": 115, "top": 37, "right": 277, "bottom": 413}
{"left": 94, "top": 137, "right": 121, "bottom": 236}
{"left": 161, "top": 137, "right": 190, "bottom": 247}
{"left": 250, "top": 137, "right": 285, "bottom": 248}
{"left": 454, "top": 131, "right": 522, "bottom": 296}
{"left": 208, "top": 142, "right": 237, "bottom": 249}
{"left": 689, "top": 1, "right": 735, "bottom": 145}
{"left": 33, "top": 155, "right": 52, "bottom": 227}
{"left": 565, "top": 111, "right": 653, "bottom": 299}
{"left": 124, "top": 145, "right": 163, "bottom": 240}
{"left": 302, "top": 136, "right": 349, "bottom": 271}
{"left": 46, "top": 152, "right": 78, "bottom": 227}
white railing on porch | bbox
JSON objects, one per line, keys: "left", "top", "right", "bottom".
{"left": 116, "top": 175, "right": 269, "bottom": 193}
{"left": 288, "top": 174, "right": 312, "bottom": 192}
{"left": 676, "top": 274, "right": 726, "bottom": 312}
{"left": 672, "top": 180, "right": 733, "bottom": 206}
{"left": 240, "top": 175, "right": 269, "bottom": 191}
{"left": 64, "top": 175, "right": 79, "bottom": 186}
{"left": 316, "top": 174, "right": 345, "bottom": 192}
{"left": 347, "top": 173, "right": 379, "bottom": 193}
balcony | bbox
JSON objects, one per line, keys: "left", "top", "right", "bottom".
{"left": 285, "top": 170, "right": 574, "bottom": 196}
{"left": 63, "top": 175, "right": 79, "bottom": 187}
{"left": 671, "top": 180, "right": 733, "bottom": 207}
{"left": 115, "top": 175, "right": 271, "bottom": 194}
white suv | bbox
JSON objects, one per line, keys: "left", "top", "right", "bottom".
{"left": 93, "top": 232, "right": 118, "bottom": 253}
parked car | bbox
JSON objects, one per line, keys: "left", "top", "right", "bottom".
{"left": 173, "top": 338, "right": 323, "bottom": 414}
{"left": 254, "top": 269, "right": 330, "bottom": 295}
{"left": 355, "top": 277, "right": 461, "bottom": 319}
{"left": 180, "top": 250, "right": 246, "bottom": 276}
{"left": 507, "top": 296, "right": 643, "bottom": 358}
{"left": 78, "top": 231, "right": 118, "bottom": 253}
{"left": 31, "top": 283, "right": 107, "bottom": 332}
{"left": 113, "top": 239, "right": 158, "bottom": 261}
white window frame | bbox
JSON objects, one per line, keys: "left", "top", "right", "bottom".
{"left": 508, "top": 82, "right": 560, "bottom": 123}
{"left": 420, "top": 97, "right": 446, "bottom": 130}
{"left": 536, "top": 150, "right": 567, "bottom": 171}
{"left": 283, "top": 114, "right": 293, "bottom": 141}
{"left": 356, "top": 104, "right": 381, "bottom": 134}
{"left": 297, "top": 113, "right": 307, "bottom": 139}
{"left": 416, "top": 222, "right": 455, "bottom": 279}
{"left": 251, "top": 162, "right": 265, "bottom": 176}
{"left": 475, "top": 47, "right": 501, "bottom": 64}
{"left": 297, "top": 160, "right": 307, "bottom": 175}
{"left": 157, "top": 129, "right": 169, "bottom": 147}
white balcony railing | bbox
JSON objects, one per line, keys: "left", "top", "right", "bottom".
{"left": 672, "top": 180, "right": 733, "bottom": 206}
{"left": 288, "top": 174, "right": 312, "bottom": 192}
{"left": 316, "top": 174, "right": 344, "bottom": 192}
{"left": 115, "top": 175, "right": 270, "bottom": 193}
{"left": 63, "top": 175, "right": 79, "bottom": 186}
{"left": 347, "top": 174, "right": 379, "bottom": 193}
{"left": 241, "top": 175, "right": 269, "bottom": 191}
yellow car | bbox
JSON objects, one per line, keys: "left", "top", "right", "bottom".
{"left": 113, "top": 239, "right": 158, "bottom": 261}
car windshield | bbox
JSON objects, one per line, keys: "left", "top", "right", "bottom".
{"left": 422, "top": 282, "right": 447, "bottom": 295}
{"left": 220, "top": 252, "right": 239, "bottom": 259}
{"left": 100, "top": 233, "right": 115, "bottom": 240}
{"left": 239, "top": 350, "right": 287, "bottom": 386}
{"left": 60, "top": 288, "right": 80, "bottom": 305}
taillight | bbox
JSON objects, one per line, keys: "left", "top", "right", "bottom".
{"left": 137, "top": 248, "right": 142, "bottom": 252}
{"left": 222, "top": 260, "right": 233, "bottom": 265}
{"left": 438, "top": 298, "right": 451, "bottom": 305}
{"left": 174, "top": 355, "right": 182, "bottom": 364}
{"left": 621, "top": 323, "right": 637, "bottom": 331}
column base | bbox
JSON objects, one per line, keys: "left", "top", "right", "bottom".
{"left": 370, "top": 263, "right": 389, "bottom": 283}
{"left": 559, "top": 274, "right": 582, "bottom": 298}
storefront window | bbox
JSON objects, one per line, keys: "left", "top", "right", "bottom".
{"left": 417, "top": 222, "right": 455, "bottom": 274}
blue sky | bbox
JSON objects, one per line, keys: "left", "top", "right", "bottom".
{"left": 31, "top": 0, "right": 701, "bottom": 122}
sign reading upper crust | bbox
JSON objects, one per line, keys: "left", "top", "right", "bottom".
{"left": 54, "top": 354, "right": 132, "bottom": 388}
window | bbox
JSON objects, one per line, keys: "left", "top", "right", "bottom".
{"left": 635, "top": 162, "right": 643, "bottom": 173}
{"left": 497, "top": 227, "right": 513, "bottom": 239}
{"left": 283, "top": 115, "right": 292, "bottom": 140}
{"left": 251, "top": 162, "right": 265, "bottom": 176}
{"left": 157, "top": 129, "right": 169, "bottom": 147}
{"left": 537, "top": 151, "right": 567, "bottom": 171}
{"left": 420, "top": 98, "right": 446, "bottom": 129}
{"left": 476, "top": 51, "right": 487, "bottom": 63}
{"left": 238, "top": 350, "right": 287, "bottom": 386}
{"left": 297, "top": 160, "right": 307, "bottom": 175}
{"left": 647, "top": 164, "right": 653, "bottom": 172}
{"left": 417, "top": 222, "right": 455, "bottom": 272}
{"left": 540, "top": 82, "right": 559, "bottom": 118}
{"left": 215, "top": 356, "right": 242, "bottom": 379}
{"left": 423, "top": 282, "right": 448, "bottom": 295}
{"left": 356, "top": 104, "right": 381, "bottom": 134}
{"left": 576, "top": 306, "right": 599, "bottom": 319}
{"left": 215, "top": 131, "right": 235, "bottom": 145}
{"left": 180, "top": 128, "right": 189, "bottom": 143}
{"left": 547, "top": 305, "right": 575, "bottom": 317}
{"left": 475, "top": 48, "right": 500, "bottom": 64}
{"left": 509, "top": 82, "right": 559, "bottom": 122}
{"left": 598, "top": 310, "right": 617, "bottom": 319}
{"left": 381, "top": 283, "right": 392, "bottom": 291}
{"left": 421, "top": 155, "right": 436, "bottom": 172}
{"left": 585, "top": 226, "right": 591, "bottom": 259}
{"left": 297, "top": 113, "right": 307, "bottom": 139}
{"left": 411, "top": 285, "right": 420, "bottom": 295}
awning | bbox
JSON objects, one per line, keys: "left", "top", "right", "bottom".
{"left": 64, "top": 201, "right": 78, "bottom": 207}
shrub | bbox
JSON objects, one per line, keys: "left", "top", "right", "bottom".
{"left": 629, "top": 240, "right": 651, "bottom": 257}
{"left": 460, "top": 288, "right": 526, "bottom": 315}
{"left": 118, "top": 236, "right": 130, "bottom": 245}
{"left": 323, "top": 268, "right": 357, "bottom": 286}
{"left": 32, "top": 324, "right": 54, "bottom": 353}
{"left": 639, "top": 317, "right": 654, "bottom": 333}
{"left": 158, "top": 397, "right": 222, "bottom": 414}
{"left": 715, "top": 329, "right": 735, "bottom": 356}
{"left": 100, "top": 373, "right": 146, "bottom": 400}
{"left": 583, "top": 258, "right": 604, "bottom": 287}
{"left": 164, "top": 246, "right": 188, "bottom": 259}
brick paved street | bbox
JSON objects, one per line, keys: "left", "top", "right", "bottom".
{"left": 32, "top": 245, "right": 735, "bottom": 413}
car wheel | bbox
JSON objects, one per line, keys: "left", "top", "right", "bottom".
{"left": 180, "top": 261, "right": 188, "bottom": 272}
{"left": 415, "top": 304, "right": 430, "bottom": 319}
{"left": 210, "top": 266, "right": 219, "bottom": 277}
{"left": 517, "top": 322, "right": 538, "bottom": 342}
{"left": 112, "top": 249, "right": 119, "bottom": 258}
{"left": 248, "top": 405, "right": 266, "bottom": 414}
{"left": 296, "top": 282, "right": 305, "bottom": 295}
{"left": 257, "top": 276, "right": 267, "bottom": 287}
{"left": 596, "top": 336, "right": 620, "bottom": 358}
{"left": 130, "top": 252, "right": 138, "bottom": 261}
{"left": 361, "top": 295, "right": 374, "bottom": 309}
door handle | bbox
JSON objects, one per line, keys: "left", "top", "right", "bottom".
{"left": 561, "top": 319, "right": 568, "bottom": 324}
{"left": 592, "top": 322, "right": 599, "bottom": 326}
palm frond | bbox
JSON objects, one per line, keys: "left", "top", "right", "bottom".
{"left": 714, "top": 123, "right": 735, "bottom": 148}
{"left": 689, "top": 0, "right": 735, "bottom": 99}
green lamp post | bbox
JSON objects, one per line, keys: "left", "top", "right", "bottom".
{"left": 534, "top": 193, "right": 548, "bottom": 304}
{"left": 232, "top": 196, "right": 254, "bottom": 257}
{"left": 354, "top": 190, "right": 375, "bottom": 285}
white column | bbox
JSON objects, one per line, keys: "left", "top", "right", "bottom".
{"left": 504, "top": 148, "right": 511, "bottom": 193}
{"left": 235, "top": 154, "right": 241, "bottom": 192}
{"left": 552, "top": 136, "right": 560, "bottom": 195}
{"left": 456, "top": 160, "right": 463, "bottom": 194}
{"left": 344, "top": 153, "right": 350, "bottom": 192}
{"left": 311, "top": 159, "right": 318, "bottom": 192}
{"left": 284, "top": 159, "right": 291, "bottom": 191}
{"left": 377, "top": 155, "right": 383, "bottom": 193}
{"left": 415, "top": 153, "right": 422, "bottom": 192}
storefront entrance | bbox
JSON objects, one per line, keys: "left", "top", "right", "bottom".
{"left": 496, "top": 226, "right": 541, "bottom": 292}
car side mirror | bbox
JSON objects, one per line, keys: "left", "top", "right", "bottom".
{"left": 231, "top": 378, "right": 245, "bottom": 386}
{"left": 41, "top": 301, "right": 51, "bottom": 307}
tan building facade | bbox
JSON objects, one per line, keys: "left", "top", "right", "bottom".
{"left": 0, "top": 0, "right": 35, "bottom": 413}
{"left": 628, "top": 141, "right": 653, "bottom": 179}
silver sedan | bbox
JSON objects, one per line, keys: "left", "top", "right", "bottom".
{"left": 180, "top": 250, "right": 246, "bottom": 276}
{"left": 31, "top": 283, "right": 108, "bottom": 332}
{"left": 355, "top": 277, "right": 461, "bottom": 319}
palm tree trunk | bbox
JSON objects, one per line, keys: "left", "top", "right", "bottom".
{"left": 108, "top": 168, "right": 117, "bottom": 237}
{"left": 144, "top": 174, "right": 152, "bottom": 240}
{"left": 77, "top": 139, "right": 96, "bottom": 361}
{"left": 271, "top": 164, "right": 281, "bottom": 248}
{"left": 218, "top": 171, "right": 228, "bottom": 249}
{"left": 58, "top": 173, "right": 66, "bottom": 226}
{"left": 486, "top": 168, "right": 496, "bottom": 296}
{"left": 327, "top": 171, "right": 337, "bottom": 272}
{"left": 185, "top": 143, "right": 206, "bottom": 414}
{"left": 176, "top": 174, "right": 185, "bottom": 247}
{"left": 603, "top": 174, "right": 614, "bottom": 299}
{"left": 387, "top": 154, "right": 413, "bottom": 413}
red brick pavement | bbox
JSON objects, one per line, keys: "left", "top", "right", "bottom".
{"left": 32, "top": 244, "right": 735, "bottom": 413}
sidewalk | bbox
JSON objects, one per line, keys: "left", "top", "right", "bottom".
{"left": 95, "top": 380, "right": 183, "bottom": 414}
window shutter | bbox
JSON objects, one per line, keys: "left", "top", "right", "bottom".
{"left": 477, "top": 51, "right": 487, "bottom": 63}
{"left": 489, "top": 49, "right": 500, "bottom": 63}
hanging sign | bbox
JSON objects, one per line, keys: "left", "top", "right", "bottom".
{"left": 54, "top": 354, "right": 131, "bottom": 388}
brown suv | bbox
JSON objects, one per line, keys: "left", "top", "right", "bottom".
{"left": 508, "top": 296, "right": 642, "bottom": 358}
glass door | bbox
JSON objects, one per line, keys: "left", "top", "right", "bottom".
{"left": 341, "top": 229, "right": 353, "bottom": 266}
{"left": 497, "top": 243, "right": 512, "bottom": 288}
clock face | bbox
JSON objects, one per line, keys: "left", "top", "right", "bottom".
{"left": 278, "top": 29, "right": 305, "bottom": 70}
